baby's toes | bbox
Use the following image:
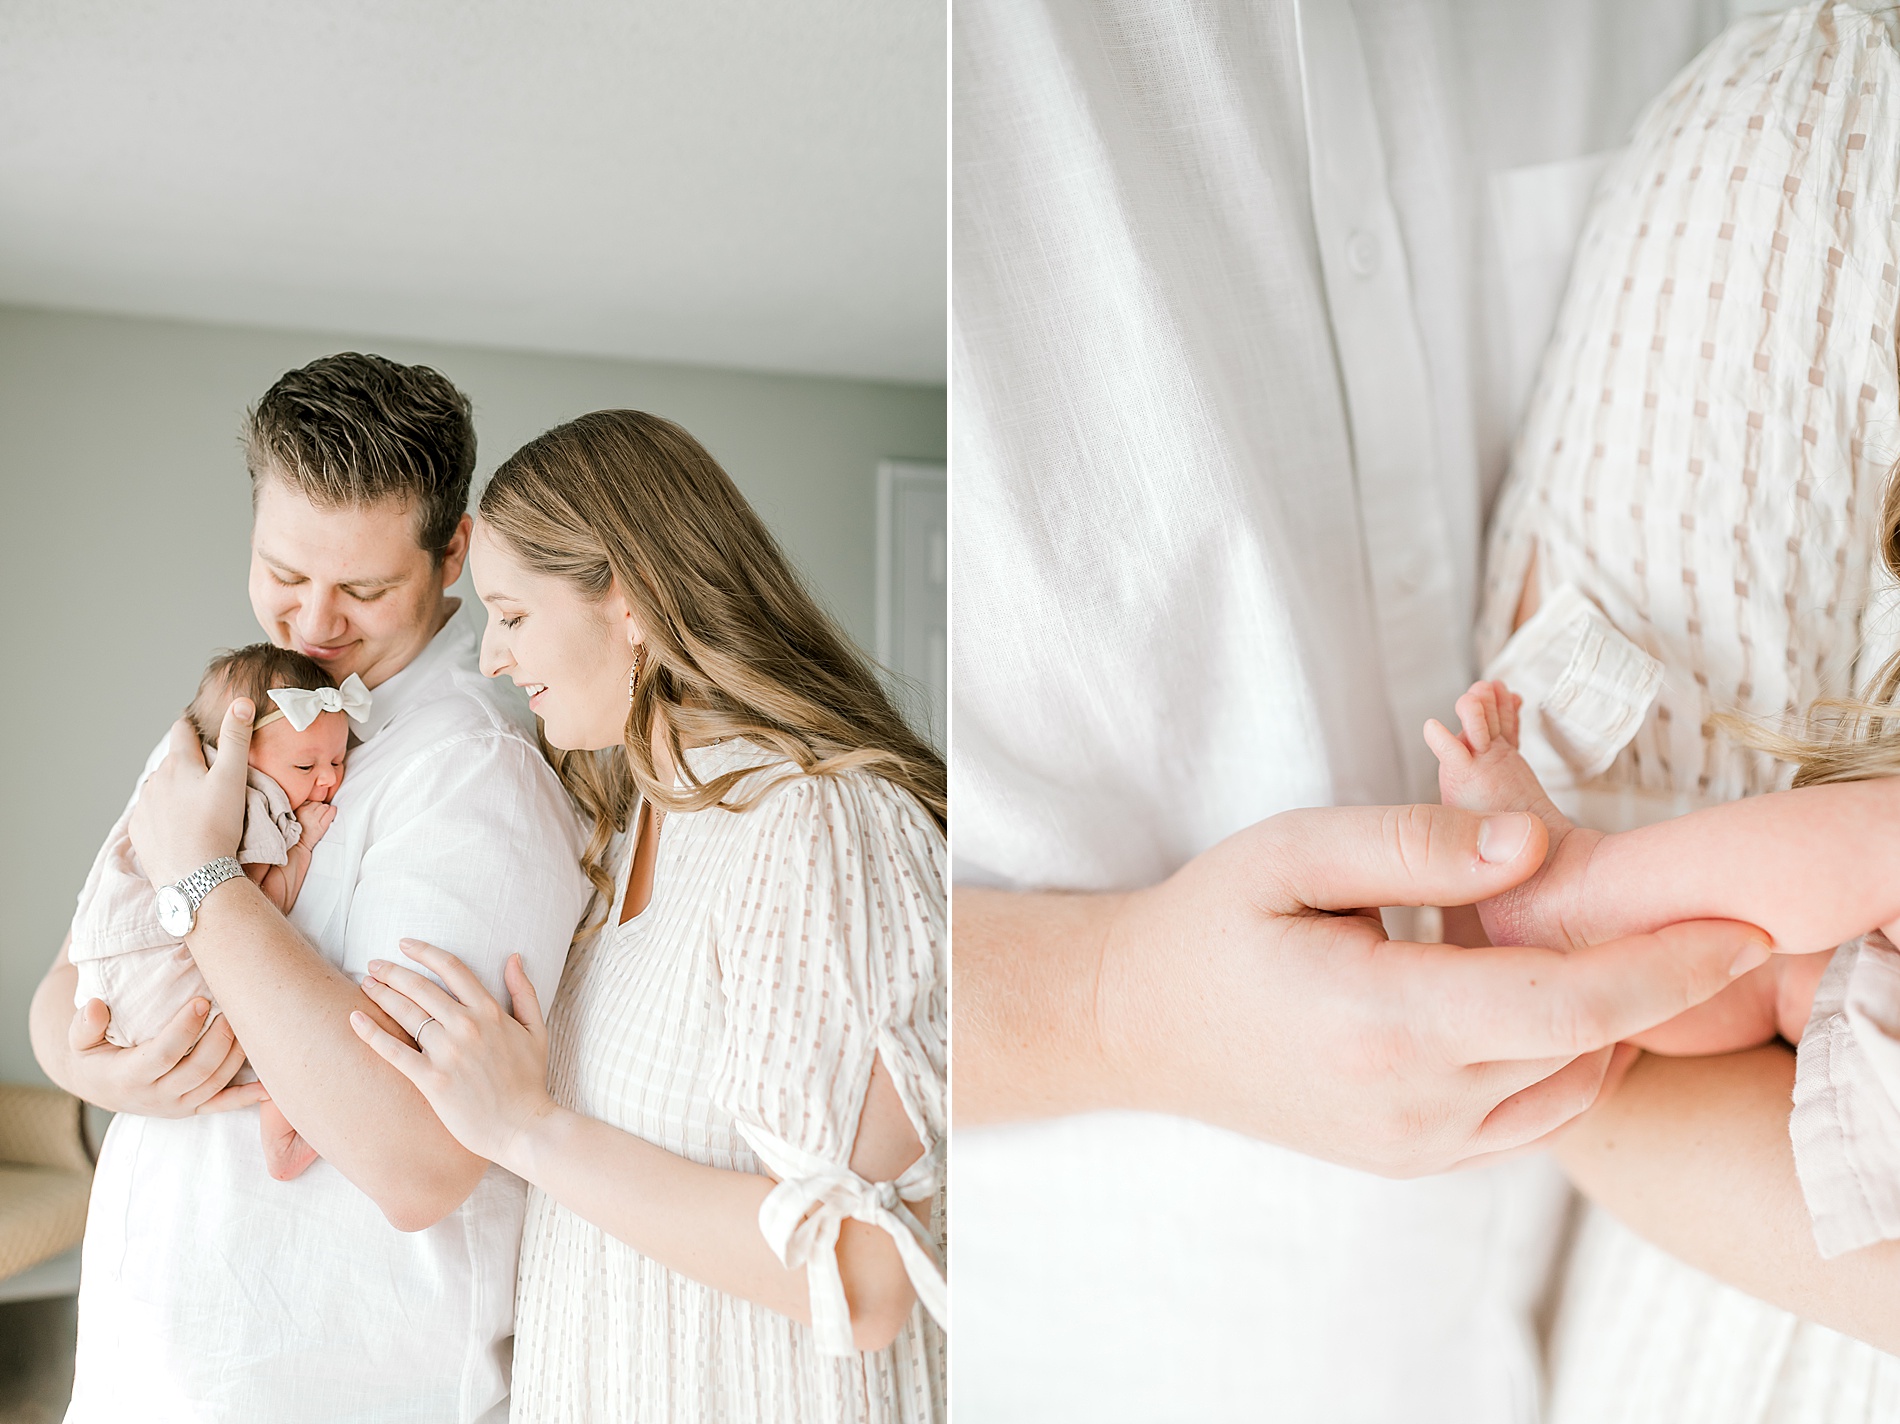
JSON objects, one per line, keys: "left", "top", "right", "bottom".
{"left": 1423, "top": 717, "right": 1473, "bottom": 773}
{"left": 1479, "top": 683, "right": 1509, "bottom": 742}
{"left": 1454, "top": 689, "right": 1493, "bottom": 753}
{"left": 1498, "top": 689, "right": 1522, "bottom": 748}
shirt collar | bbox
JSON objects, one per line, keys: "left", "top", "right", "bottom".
{"left": 677, "top": 737, "right": 781, "bottom": 787}
{"left": 352, "top": 605, "right": 474, "bottom": 743}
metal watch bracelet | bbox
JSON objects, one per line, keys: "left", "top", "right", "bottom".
{"left": 157, "top": 856, "right": 246, "bottom": 937}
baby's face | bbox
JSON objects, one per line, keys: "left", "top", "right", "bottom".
{"left": 248, "top": 709, "right": 349, "bottom": 808}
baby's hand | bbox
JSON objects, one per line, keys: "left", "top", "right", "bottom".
{"left": 296, "top": 801, "right": 337, "bottom": 847}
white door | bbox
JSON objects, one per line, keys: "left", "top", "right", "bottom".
{"left": 876, "top": 459, "right": 947, "bottom": 748}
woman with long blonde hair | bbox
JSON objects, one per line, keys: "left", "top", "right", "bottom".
{"left": 351, "top": 410, "right": 946, "bottom": 1421}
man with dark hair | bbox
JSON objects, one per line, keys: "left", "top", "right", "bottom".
{"left": 31, "top": 354, "right": 590, "bottom": 1422}
{"left": 244, "top": 351, "right": 477, "bottom": 562}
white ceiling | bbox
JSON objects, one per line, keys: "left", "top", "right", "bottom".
{"left": 0, "top": 0, "right": 945, "bottom": 384}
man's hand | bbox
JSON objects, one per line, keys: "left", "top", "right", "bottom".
{"left": 128, "top": 700, "right": 254, "bottom": 887}
{"left": 958, "top": 804, "right": 1773, "bottom": 1177}
{"left": 58, "top": 991, "right": 265, "bottom": 1118}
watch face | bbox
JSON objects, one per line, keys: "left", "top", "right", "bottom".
{"left": 155, "top": 885, "right": 192, "bottom": 939}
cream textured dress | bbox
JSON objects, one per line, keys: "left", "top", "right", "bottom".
{"left": 511, "top": 741, "right": 947, "bottom": 1423}
{"left": 1472, "top": 5, "right": 1900, "bottom": 1419}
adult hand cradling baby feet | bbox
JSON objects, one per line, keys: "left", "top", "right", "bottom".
{"left": 1425, "top": 679, "right": 1829, "bottom": 1061}
{"left": 1425, "top": 680, "right": 1601, "bottom": 955}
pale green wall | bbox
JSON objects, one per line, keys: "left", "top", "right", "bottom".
{"left": 0, "top": 303, "right": 944, "bottom": 1083}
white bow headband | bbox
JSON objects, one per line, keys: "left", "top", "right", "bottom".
{"left": 254, "top": 673, "right": 373, "bottom": 732}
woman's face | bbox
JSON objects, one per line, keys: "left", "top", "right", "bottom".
{"left": 471, "top": 518, "right": 640, "bottom": 751}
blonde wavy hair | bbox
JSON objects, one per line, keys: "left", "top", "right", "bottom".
{"left": 478, "top": 410, "right": 946, "bottom": 932}
{"left": 1730, "top": 459, "right": 1900, "bottom": 787}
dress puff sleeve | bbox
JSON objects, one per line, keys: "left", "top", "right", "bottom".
{"left": 1791, "top": 930, "right": 1900, "bottom": 1256}
{"left": 1481, "top": 582, "right": 1664, "bottom": 788}
{"left": 709, "top": 767, "right": 947, "bottom": 1357}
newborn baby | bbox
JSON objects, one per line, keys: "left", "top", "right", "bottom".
{"left": 69, "top": 643, "right": 366, "bottom": 1180}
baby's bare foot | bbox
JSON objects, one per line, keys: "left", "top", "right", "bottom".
{"left": 1424, "top": 680, "right": 1596, "bottom": 949}
{"left": 1425, "top": 681, "right": 1563, "bottom": 827}
{"left": 260, "top": 1099, "right": 319, "bottom": 1182}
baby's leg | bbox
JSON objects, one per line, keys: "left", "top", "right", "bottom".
{"left": 1624, "top": 948, "right": 1830, "bottom": 1056}
{"left": 1774, "top": 949, "right": 1833, "bottom": 1044}
{"left": 273, "top": 843, "right": 311, "bottom": 913}
{"left": 1425, "top": 680, "right": 1593, "bottom": 947}
{"left": 246, "top": 859, "right": 293, "bottom": 915}
{"left": 260, "top": 1099, "right": 318, "bottom": 1181}
{"left": 1626, "top": 961, "right": 1781, "bottom": 1054}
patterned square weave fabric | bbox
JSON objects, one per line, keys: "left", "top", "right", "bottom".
{"left": 1477, "top": 1, "right": 1900, "bottom": 812}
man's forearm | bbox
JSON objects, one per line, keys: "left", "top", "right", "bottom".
{"left": 1556, "top": 1046, "right": 1900, "bottom": 1354}
{"left": 29, "top": 943, "right": 83, "bottom": 1096}
{"left": 954, "top": 886, "right": 1128, "bottom": 1125}
{"left": 186, "top": 878, "right": 485, "bottom": 1228}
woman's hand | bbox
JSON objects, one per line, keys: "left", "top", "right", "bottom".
{"left": 352, "top": 941, "right": 558, "bottom": 1168}
{"left": 128, "top": 701, "right": 254, "bottom": 886}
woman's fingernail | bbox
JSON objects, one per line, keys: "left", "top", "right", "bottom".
{"left": 368, "top": 960, "right": 386, "bottom": 974}
{"left": 1729, "top": 939, "right": 1773, "bottom": 977}
{"left": 1477, "top": 813, "right": 1533, "bottom": 863}
{"left": 192, "top": 999, "right": 209, "bottom": 1017}
{"left": 234, "top": 699, "right": 253, "bottom": 723}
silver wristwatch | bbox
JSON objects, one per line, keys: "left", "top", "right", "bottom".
{"left": 155, "top": 856, "right": 245, "bottom": 938}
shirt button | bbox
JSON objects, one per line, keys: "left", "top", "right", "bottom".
{"left": 1346, "top": 229, "right": 1380, "bottom": 277}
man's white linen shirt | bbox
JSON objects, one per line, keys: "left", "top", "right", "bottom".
{"left": 66, "top": 612, "right": 590, "bottom": 1424}
{"left": 952, "top": 1, "right": 1726, "bottom": 1421}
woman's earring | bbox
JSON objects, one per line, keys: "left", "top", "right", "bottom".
{"left": 628, "top": 644, "right": 644, "bottom": 705}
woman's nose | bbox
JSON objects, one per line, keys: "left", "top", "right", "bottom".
{"left": 478, "top": 625, "right": 510, "bottom": 678}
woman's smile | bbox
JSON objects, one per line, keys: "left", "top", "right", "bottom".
{"left": 472, "top": 518, "right": 636, "bottom": 751}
